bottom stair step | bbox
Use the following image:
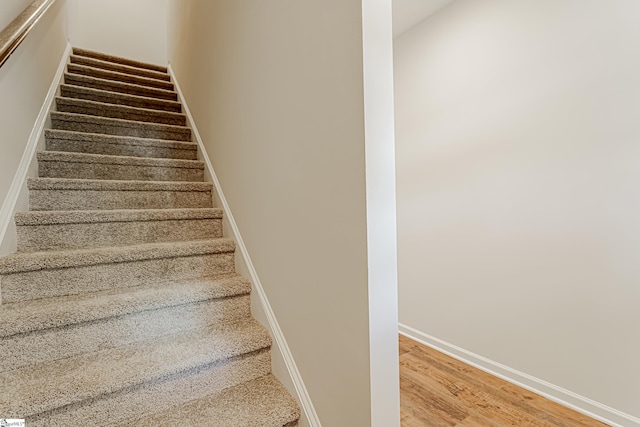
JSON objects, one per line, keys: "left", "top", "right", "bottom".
{"left": 2, "top": 318, "right": 271, "bottom": 420}
{"left": 132, "top": 374, "right": 301, "bottom": 427}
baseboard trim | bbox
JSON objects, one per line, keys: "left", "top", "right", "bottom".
{"left": 398, "top": 323, "right": 640, "bottom": 427}
{"left": 0, "top": 42, "right": 72, "bottom": 256}
{"left": 168, "top": 64, "right": 321, "bottom": 427}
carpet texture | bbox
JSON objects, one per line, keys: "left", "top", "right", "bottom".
{"left": 0, "top": 47, "right": 300, "bottom": 426}
{"left": 60, "top": 84, "right": 182, "bottom": 112}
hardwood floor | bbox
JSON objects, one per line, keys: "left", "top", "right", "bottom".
{"left": 399, "top": 335, "right": 610, "bottom": 427}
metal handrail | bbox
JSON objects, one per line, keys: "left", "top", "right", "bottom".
{"left": 0, "top": 0, "right": 57, "bottom": 69}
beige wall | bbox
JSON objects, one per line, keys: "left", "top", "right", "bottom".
{"left": 0, "top": 0, "right": 68, "bottom": 255}
{"left": 395, "top": 0, "right": 640, "bottom": 419}
{"left": 0, "top": 0, "right": 34, "bottom": 30}
{"left": 67, "top": 0, "right": 167, "bottom": 65}
{"left": 167, "top": 1, "right": 399, "bottom": 425}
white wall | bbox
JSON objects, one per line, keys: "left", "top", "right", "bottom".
{"left": 0, "top": 0, "right": 68, "bottom": 256}
{"left": 362, "top": 1, "right": 400, "bottom": 425}
{"left": 67, "top": 0, "right": 167, "bottom": 65}
{"left": 394, "top": 0, "right": 640, "bottom": 421}
{"left": 167, "top": 1, "right": 399, "bottom": 425}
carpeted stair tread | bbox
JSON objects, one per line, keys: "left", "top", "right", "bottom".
{"left": 37, "top": 151, "right": 203, "bottom": 170}
{"left": 133, "top": 374, "right": 301, "bottom": 427}
{"left": 28, "top": 178, "right": 213, "bottom": 211}
{"left": 0, "top": 275, "right": 250, "bottom": 338}
{"left": 28, "top": 177, "right": 211, "bottom": 192}
{"left": 0, "top": 238, "right": 234, "bottom": 275}
{"left": 69, "top": 55, "right": 171, "bottom": 82}
{"left": 15, "top": 208, "right": 223, "bottom": 251}
{"left": 60, "top": 84, "right": 181, "bottom": 113}
{"left": 55, "top": 97, "right": 186, "bottom": 126}
{"left": 67, "top": 63, "right": 174, "bottom": 91}
{"left": 0, "top": 278, "right": 252, "bottom": 372}
{"left": 51, "top": 111, "right": 191, "bottom": 141}
{"left": 1, "top": 295, "right": 252, "bottom": 373}
{"left": 38, "top": 151, "right": 204, "bottom": 182}
{"left": 45, "top": 129, "right": 197, "bottom": 159}
{"left": 0, "top": 318, "right": 271, "bottom": 418}
{"left": 65, "top": 73, "right": 177, "bottom": 101}
{"left": 15, "top": 207, "right": 221, "bottom": 226}
{"left": 73, "top": 47, "right": 168, "bottom": 73}
{"left": 28, "top": 351, "right": 272, "bottom": 427}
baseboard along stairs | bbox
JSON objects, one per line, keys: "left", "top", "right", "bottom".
{"left": 0, "top": 47, "right": 301, "bottom": 426}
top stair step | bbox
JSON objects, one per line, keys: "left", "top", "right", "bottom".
{"left": 73, "top": 47, "right": 168, "bottom": 73}
{"left": 70, "top": 55, "right": 171, "bottom": 82}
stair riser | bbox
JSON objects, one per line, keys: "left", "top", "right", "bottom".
{"left": 67, "top": 65, "right": 174, "bottom": 91}
{"left": 56, "top": 99, "right": 186, "bottom": 126}
{"left": 69, "top": 56, "right": 171, "bottom": 82}
{"left": 39, "top": 160, "right": 204, "bottom": 183}
{"left": 60, "top": 85, "right": 181, "bottom": 113}
{"left": 0, "top": 296, "right": 251, "bottom": 372}
{"left": 17, "top": 218, "right": 222, "bottom": 251}
{"left": 51, "top": 115, "right": 191, "bottom": 142}
{"left": 64, "top": 74, "right": 177, "bottom": 101}
{"left": 45, "top": 136, "right": 197, "bottom": 160}
{"left": 0, "top": 252, "right": 235, "bottom": 303}
{"left": 30, "top": 188, "right": 212, "bottom": 211}
{"left": 28, "top": 351, "right": 271, "bottom": 426}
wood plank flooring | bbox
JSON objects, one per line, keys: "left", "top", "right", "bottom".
{"left": 399, "top": 335, "right": 610, "bottom": 427}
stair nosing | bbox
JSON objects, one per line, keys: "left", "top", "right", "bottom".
{"left": 72, "top": 47, "right": 168, "bottom": 73}
{"left": 67, "top": 63, "right": 174, "bottom": 90}
{"left": 64, "top": 73, "right": 177, "bottom": 100}
{"left": 0, "top": 238, "right": 235, "bottom": 275}
{"left": 28, "top": 177, "right": 212, "bottom": 192}
{"left": 14, "top": 208, "right": 222, "bottom": 226}
{"left": 60, "top": 84, "right": 181, "bottom": 111}
{"left": 0, "top": 275, "right": 250, "bottom": 338}
{"left": 0, "top": 319, "right": 270, "bottom": 418}
{"left": 69, "top": 55, "right": 171, "bottom": 82}
{"left": 131, "top": 374, "right": 301, "bottom": 427}
{"left": 45, "top": 129, "right": 197, "bottom": 151}
{"left": 38, "top": 150, "right": 203, "bottom": 170}
{"left": 56, "top": 97, "right": 186, "bottom": 122}
{"left": 51, "top": 111, "right": 190, "bottom": 135}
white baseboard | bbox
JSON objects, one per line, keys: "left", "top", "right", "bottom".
{"left": 168, "top": 64, "right": 321, "bottom": 427}
{"left": 0, "top": 42, "right": 72, "bottom": 257}
{"left": 399, "top": 323, "right": 640, "bottom": 427}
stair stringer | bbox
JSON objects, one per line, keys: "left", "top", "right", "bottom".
{"left": 168, "top": 64, "right": 321, "bottom": 427}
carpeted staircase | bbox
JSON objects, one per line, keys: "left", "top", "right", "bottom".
{"left": 0, "top": 47, "right": 300, "bottom": 426}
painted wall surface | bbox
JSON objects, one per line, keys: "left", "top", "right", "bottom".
{"left": 394, "top": 0, "right": 640, "bottom": 418}
{"left": 167, "top": 1, "right": 399, "bottom": 425}
{"left": 0, "top": 0, "right": 34, "bottom": 30}
{"left": 392, "top": 0, "right": 454, "bottom": 37}
{"left": 361, "top": 1, "right": 401, "bottom": 425}
{"left": 67, "top": 0, "right": 167, "bottom": 65}
{"left": 0, "top": 0, "right": 68, "bottom": 247}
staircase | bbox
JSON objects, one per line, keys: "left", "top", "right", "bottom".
{"left": 0, "top": 47, "right": 300, "bottom": 426}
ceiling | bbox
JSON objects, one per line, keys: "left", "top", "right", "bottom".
{"left": 393, "top": 0, "right": 456, "bottom": 37}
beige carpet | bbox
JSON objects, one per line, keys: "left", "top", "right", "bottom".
{"left": 0, "top": 47, "right": 300, "bottom": 426}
